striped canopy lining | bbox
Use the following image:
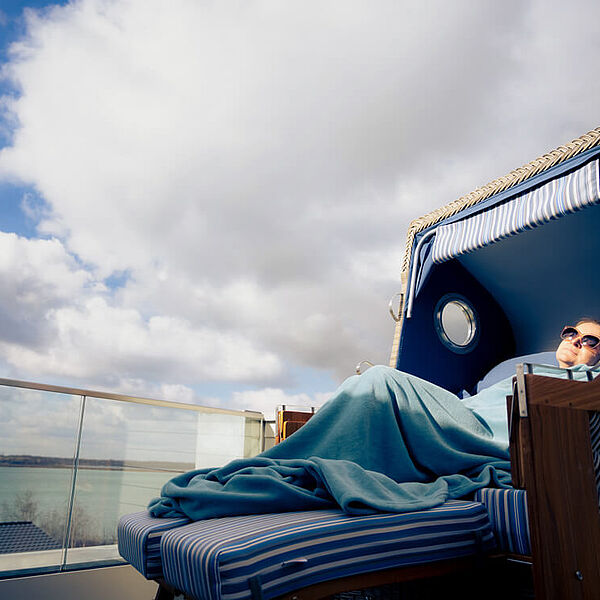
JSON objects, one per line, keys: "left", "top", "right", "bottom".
{"left": 431, "top": 159, "right": 600, "bottom": 263}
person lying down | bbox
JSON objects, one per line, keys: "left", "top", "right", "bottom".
{"left": 148, "top": 319, "right": 600, "bottom": 521}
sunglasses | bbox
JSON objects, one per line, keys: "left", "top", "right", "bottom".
{"left": 560, "top": 326, "right": 600, "bottom": 349}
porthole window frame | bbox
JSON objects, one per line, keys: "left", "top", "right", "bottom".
{"left": 434, "top": 293, "right": 479, "bottom": 354}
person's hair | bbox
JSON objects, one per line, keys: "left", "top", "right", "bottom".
{"left": 575, "top": 317, "right": 600, "bottom": 328}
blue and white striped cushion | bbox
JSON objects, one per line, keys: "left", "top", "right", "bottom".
{"left": 590, "top": 412, "right": 600, "bottom": 506}
{"left": 117, "top": 511, "right": 190, "bottom": 579}
{"left": 160, "top": 500, "right": 495, "bottom": 600}
{"left": 432, "top": 158, "right": 600, "bottom": 263}
{"left": 475, "top": 414, "right": 600, "bottom": 557}
{"left": 473, "top": 488, "right": 530, "bottom": 556}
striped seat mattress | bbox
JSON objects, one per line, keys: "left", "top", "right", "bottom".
{"left": 158, "top": 500, "right": 495, "bottom": 600}
{"left": 118, "top": 511, "right": 190, "bottom": 579}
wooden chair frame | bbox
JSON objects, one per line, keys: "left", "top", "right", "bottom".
{"left": 509, "top": 369, "right": 600, "bottom": 600}
{"left": 154, "top": 554, "right": 494, "bottom": 600}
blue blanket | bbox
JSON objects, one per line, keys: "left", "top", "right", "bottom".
{"left": 149, "top": 366, "right": 512, "bottom": 520}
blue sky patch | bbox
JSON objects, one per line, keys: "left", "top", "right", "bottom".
{"left": 0, "top": 1, "right": 69, "bottom": 65}
{"left": 0, "top": 2, "right": 68, "bottom": 236}
{"left": 105, "top": 269, "right": 131, "bottom": 290}
{"left": 0, "top": 181, "right": 47, "bottom": 237}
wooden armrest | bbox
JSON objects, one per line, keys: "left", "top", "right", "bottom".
{"left": 523, "top": 372, "right": 600, "bottom": 411}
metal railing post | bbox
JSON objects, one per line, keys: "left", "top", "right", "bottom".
{"left": 61, "top": 395, "right": 87, "bottom": 570}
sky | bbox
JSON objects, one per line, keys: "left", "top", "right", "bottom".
{"left": 0, "top": 0, "right": 599, "bottom": 427}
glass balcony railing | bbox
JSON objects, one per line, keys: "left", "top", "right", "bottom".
{"left": 0, "top": 378, "right": 274, "bottom": 578}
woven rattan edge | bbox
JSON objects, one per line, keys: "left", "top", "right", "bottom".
{"left": 400, "top": 126, "right": 600, "bottom": 276}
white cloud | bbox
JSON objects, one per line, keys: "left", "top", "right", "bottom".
{"left": 0, "top": 0, "right": 598, "bottom": 396}
{"left": 0, "top": 232, "right": 283, "bottom": 386}
{"left": 0, "top": 280, "right": 284, "bottom": 385}
{"left": 0, "top": 232, "right": 93, "bottom": 345}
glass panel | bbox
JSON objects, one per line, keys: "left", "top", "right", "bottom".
{"left": 262, "top": 421, "right": 276, "bottom": 451}
{"left": 244, "top": 417, "right": 263, "bottom": 458}
{"left": 65, "top": 399, "right": 261, "bottom": 566}
{"left": 195, "top": 412, "right": 261, "bottom": 468}
{"left": 441, "top": 300, "right": 473, "bottom": 346}
{"left": 0, "top": 386, "right": 80, "bottom": 575}
{"left": 65, "top": 397, "right": 196, "bottom": 565}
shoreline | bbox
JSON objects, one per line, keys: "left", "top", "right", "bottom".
{"left": 0, "top": 457, "right": 193, "bottom": 472}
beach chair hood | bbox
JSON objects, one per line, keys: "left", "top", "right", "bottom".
{"left": 390, "top": 127, "right": 600, "bottom": 395}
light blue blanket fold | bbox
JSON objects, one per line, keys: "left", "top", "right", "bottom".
{"left": 149, "top": 366, "right": 512, "bottom": 520}
{"left": 462, "top": 362, "right": 599, "bottom": 445}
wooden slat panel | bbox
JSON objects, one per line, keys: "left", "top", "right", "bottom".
{"left": 518, "top": 374, "right": 600, "bottom": 600}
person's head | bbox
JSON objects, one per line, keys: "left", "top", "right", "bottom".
{"left": 556, "top": 318, "right": 600, "bottom": 368}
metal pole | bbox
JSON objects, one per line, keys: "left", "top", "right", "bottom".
{"left": 61, "top": 395, "right": 87, "bottom": 570}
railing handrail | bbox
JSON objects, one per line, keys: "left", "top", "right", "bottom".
{"left": 0, "top": 377, "right": 265, "bottom": 420}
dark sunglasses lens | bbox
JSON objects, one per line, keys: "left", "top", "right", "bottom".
{"left": 582, "top": 335, "right": 600, "bottom": 348}
{"left": 561, "top": 327, "right": 579, "bottom": 340}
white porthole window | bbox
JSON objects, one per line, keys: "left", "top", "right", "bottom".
{"left": 434, "top": 294, "right": 479, "bottom": 354}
